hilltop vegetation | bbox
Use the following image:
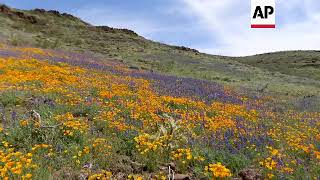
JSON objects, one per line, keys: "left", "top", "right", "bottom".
{"left": 0, "top": 4, "right": 320, "bottom": 98}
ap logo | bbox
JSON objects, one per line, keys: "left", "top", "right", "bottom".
{"left": 251, "top": 0, "right": 275, "bottom": 28}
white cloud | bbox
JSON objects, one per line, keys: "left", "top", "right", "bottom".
{"left": 180, "top": 0, "right": 320, "bottom": 56}
{"left": 72, "top": 1, "right": 320, "bottom": 56}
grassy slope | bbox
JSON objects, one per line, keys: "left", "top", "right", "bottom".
{"left": 0, "top": 5, "right": 320, "bottom": 97}
{"left": 236, "top": 51, "right": 320, "bottom": 81}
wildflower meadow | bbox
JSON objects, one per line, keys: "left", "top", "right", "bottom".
{"left": 0, "top": 44, "right": 319, "bottom": 179}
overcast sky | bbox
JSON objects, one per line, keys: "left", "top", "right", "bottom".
{"left": 1, "top": 0, "right": 320, "bottom": 56}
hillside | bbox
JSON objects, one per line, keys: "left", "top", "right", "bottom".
{"left": 0, "top": 42, "right": 319, "bottom": 180}
{"left": 0, "top": 4, "right": 320, "bottom": 98}
{"left": 0, "top": 4, "right": 320, "bottom": 180}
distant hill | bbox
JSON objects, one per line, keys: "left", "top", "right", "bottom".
{"left": 236, "top": 51, "right": 320, "bottom": 81}
{"left": 0, "top": 4, "right": 320, "bottom": 96}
